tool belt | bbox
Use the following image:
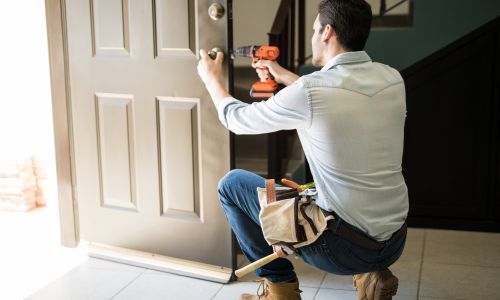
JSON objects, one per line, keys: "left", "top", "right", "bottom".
{"left": 322, "top": 208, "right": 407, "bottom": 251}
{"left": 258, "top": 178, "right": 407, "bottom": 252}
{"left": 257, "top": 179, "right": 328, "bottom": 250}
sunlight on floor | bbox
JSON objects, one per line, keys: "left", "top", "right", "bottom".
{"left": 0, "top": 204, "right": 88, "bottom": 300}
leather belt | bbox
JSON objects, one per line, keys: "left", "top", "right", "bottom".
{"left": 327, "top": 218, "right": 407, "bottom": 251}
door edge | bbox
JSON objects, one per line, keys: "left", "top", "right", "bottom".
{"left": 45, "top": 0, "right": 79, "bottom": 247}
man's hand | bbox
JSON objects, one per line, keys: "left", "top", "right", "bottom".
{"left": 252, "top": 60, "right": 300, "bottom": 86}
{"left": 197, "top": 49, "right": 230, "bottom": 106}
{"left": 197, "top": 49, "right": 224, "bottom": 87}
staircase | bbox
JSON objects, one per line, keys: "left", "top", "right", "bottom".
{"left": 401, "top": 16, "right": 500, "bottom": 232}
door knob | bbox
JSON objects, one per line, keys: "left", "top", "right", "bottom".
{"left": 208, "top": 3, "right": 225, "bottom": 20}
{"left": 208, "top": 47, "right": 223, "bottom": 60}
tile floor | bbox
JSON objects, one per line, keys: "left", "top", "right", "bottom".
{"left": 27, "top": 228, "right": 500, "bottom": 300}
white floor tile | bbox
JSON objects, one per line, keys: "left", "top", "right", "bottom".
{"left": 86, "top": 258, "right": 146, "bottom": 272}
{"left": 388, "top": 259, "right": 421, "bottom": 296}
{"left": 113, "top": 269, "right": 222, "bottom": 300}
{"left": 424, "top": 229, "right": 500, "bottom": 267}
{"left": 321, "top": 273, "right": 355, "bottom": 291}
{"left": 299, "top": 287, "right": 319, "bottom": 300}
{"left": 27, "top": 260, "right": 145, "bottom": 300}
{"left": 292, "top": 257, "right": 327, "bottom": 288}
{"left": 315, "top": 289, "right": 358, "bottom": 300}
{"left": 399, "top": 228, "right": 425, "bottom": 262}
{"left": 212, "top": 281, "right": 261, "bottom": 300}
{"left": 419, "top": 262, "right": 500, "bottom": 300}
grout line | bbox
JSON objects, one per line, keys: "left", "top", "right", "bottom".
{"left": 416, "top": 229, "right": 426, "bottom": 299}
{"left": 318, "top": 272, "right": 327, "bottom": 289}
{"left": 109, "top": 268, "right": 147, "bottom": 299}
{"left": 422, "top": 261, "right": 500, "bottom": 269}
{"left": 312, "top": 287, "right": 320, "bottom": 300}
{"left": 210, "top": 283, "right": 225, "bottom": 300}
{"left": 312, "top": 272, "right": 327, "bottom": 300}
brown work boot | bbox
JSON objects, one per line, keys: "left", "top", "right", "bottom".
{"left": 353, "top": 268, "right": 398, "bottom": 300}
{"left": 239, "top": 278, "right": 302, "bottom": 300}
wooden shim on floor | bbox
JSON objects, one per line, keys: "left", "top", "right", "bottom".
{"left": 88, "top": 242, "right": 233, "bottom": 283}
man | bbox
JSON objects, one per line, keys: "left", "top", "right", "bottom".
{"left": 197, "top": 0, "right": 408, "bottom": 299}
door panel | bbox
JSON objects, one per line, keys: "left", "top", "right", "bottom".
{"left": 157, "top": 97, "right": 201, "bottom": 221}
{"left": 65, "top": 0, "right": 232, "bottom": 269}
{"left": 90, "top": 0, "right": 130, "bottom": 56}
{"left": 95, "top": 93, "right": 137, "bottom": 211}
{"left": 154, "top": 0, "right": 196, "bottom": 57}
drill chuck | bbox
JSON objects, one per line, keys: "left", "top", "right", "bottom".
{"left": 234, "top": 45, "right": 279, "bottom": 60}
{"left": 234, "top": 45, "right": 258, "bottom": 58}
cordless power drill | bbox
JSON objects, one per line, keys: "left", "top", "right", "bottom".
{"left": 234, "top": 45, "right": 280, "bottom": 98}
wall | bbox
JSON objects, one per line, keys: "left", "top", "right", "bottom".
{"left": 232, "top": 0, "right": 281, "bottom": 66}
{"left": 366, "top": 0, "right": 500, "bottom": 70}
{"left": 233, "top": 0, "right": 500, "bottom": 70}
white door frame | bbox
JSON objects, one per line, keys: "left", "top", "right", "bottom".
{"left": 45, "top": 0, "right": 79, "bottom": 248}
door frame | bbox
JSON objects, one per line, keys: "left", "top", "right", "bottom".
{"left": 45, "top": 0, "right": 79, "bottom": 248}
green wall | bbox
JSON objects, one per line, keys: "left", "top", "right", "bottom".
{"left": 365, "top": 0, "right": 500, "bottom": 71}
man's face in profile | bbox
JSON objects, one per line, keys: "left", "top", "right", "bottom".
{"left": 311, "top": 15, "right": 324, "bottom": 67}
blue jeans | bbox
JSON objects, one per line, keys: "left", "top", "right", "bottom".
{"left": 218, "top": 169, "right": 407, "bottom": 283}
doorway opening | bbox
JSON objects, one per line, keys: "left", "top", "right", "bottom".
{"left": 0, "top": 2, "right": 87, "bottom": 299}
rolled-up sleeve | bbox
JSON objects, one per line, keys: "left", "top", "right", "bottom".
{"left": 215, "top": 79, "right": 311, "bottom": 134}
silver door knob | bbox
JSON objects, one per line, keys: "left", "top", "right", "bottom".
{"left": 208, "top": 3, "right": 225, "bottom": 20}
{"left": 208, "top": 47, "right": 223, "bottom": 60}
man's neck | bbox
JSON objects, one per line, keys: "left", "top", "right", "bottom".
{"left": 321, "top": 45, "right": 347, "bottom": 66}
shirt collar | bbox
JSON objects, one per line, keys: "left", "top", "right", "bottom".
{"left": 320, "top": 51, "right": 372, "bottom": 71}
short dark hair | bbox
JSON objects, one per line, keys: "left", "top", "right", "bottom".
{"left": 318, "top": 0, "right": 372, "bottom": 51}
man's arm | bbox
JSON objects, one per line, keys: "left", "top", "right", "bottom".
{"left": 197, "top": 49, "right": 300, "bottom": 105}
{"left": 197, "top": 49, "right": 230, "bottom": 108}
{"left": 197, "top": 49, "right": 310, "bottom": 135}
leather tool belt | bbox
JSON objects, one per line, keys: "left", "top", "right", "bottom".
{"left": 322, "top": 209, "right": 407, "bottom": 251}
{"left": 257, "top": 179, "right": 328, "bottom": 251}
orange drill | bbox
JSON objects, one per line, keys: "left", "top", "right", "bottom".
{"left": 234, "top": 45, "right": 280, "bottom": 98}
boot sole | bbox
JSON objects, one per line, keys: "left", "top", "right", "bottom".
{"left": 375, "top": 271, "right": 398, "bottom": 300}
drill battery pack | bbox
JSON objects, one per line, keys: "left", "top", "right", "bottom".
{"left": 250, "top": 81, "right": 278, "bottom": 98}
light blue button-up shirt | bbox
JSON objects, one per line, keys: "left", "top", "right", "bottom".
{"left": 217, "top": 51, "right": 409, "bottom": 241}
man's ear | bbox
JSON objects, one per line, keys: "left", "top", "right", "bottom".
{"left": 321, "top": 24, "right": 336, "bottom": 43}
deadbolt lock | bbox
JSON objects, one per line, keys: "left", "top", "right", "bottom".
{"left": 208, "top": 3, "right": 225, "bottom": 20}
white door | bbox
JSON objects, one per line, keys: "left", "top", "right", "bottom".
{"left": 61, "top": 0, "right": 232, "bottom": 281}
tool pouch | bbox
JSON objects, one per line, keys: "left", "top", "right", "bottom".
{"left": 257, "top": 179, "right": 329, "bottom": 249}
